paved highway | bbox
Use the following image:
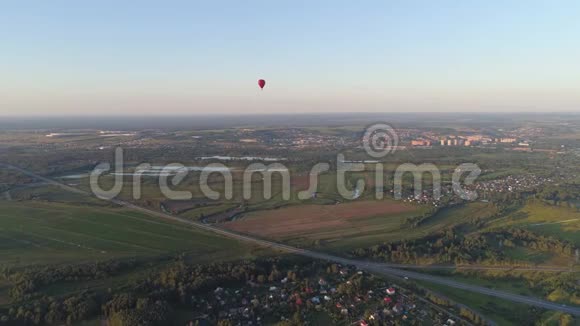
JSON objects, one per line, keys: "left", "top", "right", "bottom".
{"left": 2, "top": 162, "right": 579, "bottom": 316}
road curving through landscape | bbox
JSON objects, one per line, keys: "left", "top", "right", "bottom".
{"left": 2, "top": 162, "right": 579, "bottom": 316}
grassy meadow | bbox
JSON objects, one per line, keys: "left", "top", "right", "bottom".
{"left": 0, "top": 200, "right": 255, "bottom": 267}
{"left": 485, "top": 201, "right": 580, "bottom": 246}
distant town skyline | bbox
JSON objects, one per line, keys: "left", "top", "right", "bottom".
{"left": 2, "top": 1, "right": 580, "bottom": 116}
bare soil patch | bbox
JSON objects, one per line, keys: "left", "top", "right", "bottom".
{"left": 224, "top": 200, "right": 416, "bottom": 238}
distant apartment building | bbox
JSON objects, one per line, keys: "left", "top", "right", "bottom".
{"left": 411, "top": 139, "right": 432, "bottom": 146}
{"left": 466, "top": 135, "right": 484, "bottom": 141}
{"left": 496, "top": 137, "right": 517, "bottom": 143}
{"left": 439, "top": 136, "right": 474, "bottom": 146}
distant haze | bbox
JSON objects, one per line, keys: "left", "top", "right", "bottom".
{"left": 1, "top": 1, "right": 580, "bottom": 115}
{"left": 1, "top": 113, "right": 578, "bottom": 130}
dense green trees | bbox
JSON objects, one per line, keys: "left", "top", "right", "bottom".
{"left": 0, "top": 257, "right": 309, "bottom": 325}
{"left": 107, "top": 300, "right": 173, "bottom": 326}
{"left": 1, "top": 292, "right": 100, "bottom": 325}
{"left": 538, "top": 184, "right": 580, "bottom": 207}
{"left": 352, "top": 228, "right": 576, "bottom": 265}
{"left": 6, "top": 258, "right": 145, "bottom": 302}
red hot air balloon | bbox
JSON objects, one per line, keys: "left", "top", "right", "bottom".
{"left": 258, "top": 79, "right": 266, "bottom": 90}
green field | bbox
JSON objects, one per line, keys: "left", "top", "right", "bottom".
{"left": 222, "top": 198, "right": 499, "bottom": 253}
{"left": 502, "top": 246, "right": 554, "bottom": 264}
{"left": 417, "top": 267, "right": 580, "bottom": 325}
{"left": 485, "top": 201, "right": 580, "bottom": 246}
{"left": 417, "top": 280, "right": 574, "bottom": 326}
{"left": 0, "top": 201, "right": 255, "bottom": 267}
{"left": 413, "top": 202, "right": 497, "bottom": 233}
{"left": 336, "top": 201, "right": 499, "bottom": 248}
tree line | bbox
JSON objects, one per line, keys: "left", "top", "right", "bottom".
{"left": 351, "top": 228, "right": 576, "bottom": 265}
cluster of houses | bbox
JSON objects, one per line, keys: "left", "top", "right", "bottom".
{"left": 395, "top": 173, "right": 554, "bottom": 207}
{"left": 400, "top": 190, "right": 445, "bottom": 206}
{"left": 185, "top": 266, "right": 458, "bottom": 325}
{"left": 468, "top": 174, "right": 553, "bottom": 196}
{"left": 397, "top": 185, "right": 455, "bottom": 206}
{"left": 408, "top": 133, "right": 522, "bottom": 148}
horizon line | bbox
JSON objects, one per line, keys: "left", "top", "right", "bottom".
{"left": 1, "top": 111, "right": 579, "bottom": 118}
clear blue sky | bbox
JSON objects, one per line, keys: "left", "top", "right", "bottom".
{"left": 1, "top": 1, "right": 579, "bottom": 115}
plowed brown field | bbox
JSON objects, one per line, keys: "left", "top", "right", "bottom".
{"left": 224, "top": 200, "right": 418, "bottom": 240}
